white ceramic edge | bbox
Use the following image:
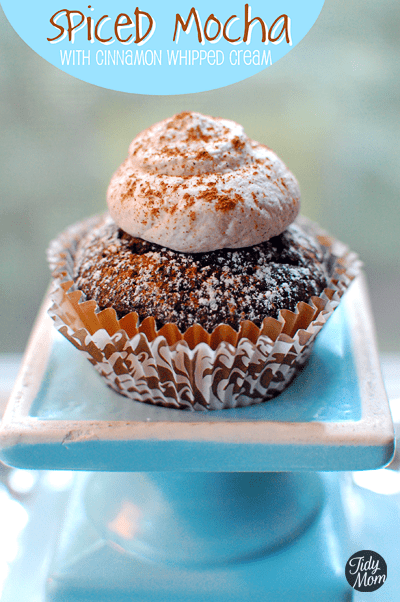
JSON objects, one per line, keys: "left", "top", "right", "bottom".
{"left": 0, "top": 274, "right": 394, "bottom": 448}
{"left": 344, "top": 272, "right": 394, "bottom": 445}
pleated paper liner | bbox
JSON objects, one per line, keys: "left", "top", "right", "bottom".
{"left": 47, "top": 214, "right": 361, "bottom": 410}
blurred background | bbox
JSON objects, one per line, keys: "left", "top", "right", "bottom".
{"left": 0, "top": 0, "right": 399, "bottom": 355}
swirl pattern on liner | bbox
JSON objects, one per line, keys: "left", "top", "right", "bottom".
{"left": 107, "top": 111, "right": 301, "bottom": 253}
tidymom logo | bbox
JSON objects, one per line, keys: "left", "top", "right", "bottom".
{"left": 345, "top": 550, "right": 387, "bottom": 593}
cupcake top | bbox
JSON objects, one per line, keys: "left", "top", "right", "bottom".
{"left": 73, "top": 214, "right": 329, "bottom": 333}
{"left": 107, "top": 111, "right": 300, "bottom": 253}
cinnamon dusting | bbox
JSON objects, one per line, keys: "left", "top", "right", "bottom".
{"left": 73, "top": 216, "right": 328, "bottom": 333}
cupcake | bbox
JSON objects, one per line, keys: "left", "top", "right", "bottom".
{"left": 48, "top": 112, "right": 359, "bottom": 410}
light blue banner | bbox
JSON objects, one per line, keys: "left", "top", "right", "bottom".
{"left": 1, "top": 1, "right": 325, "bottom": 94}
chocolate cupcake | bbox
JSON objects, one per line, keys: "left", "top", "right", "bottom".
{"left": 48, "top": 112, "right": 359, "bottom": 410}
{"left": 73, "top": 215, "right": 329, "bottom": 333}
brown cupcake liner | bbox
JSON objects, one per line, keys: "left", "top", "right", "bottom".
{"left": 47, "top": 214, "right": 361, "bottom": 411}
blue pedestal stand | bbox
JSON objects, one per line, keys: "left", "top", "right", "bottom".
{"left": 46, "top": 471, "right": 353, "bottom": 602}
{"left": 41, "top": 471, "right": 353, "bottom": 601}
{"left": 0, "top": 276, "right": 395, "bottom": 601}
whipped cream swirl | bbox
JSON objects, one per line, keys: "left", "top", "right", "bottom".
{"left": 107, "top": 112, "right": 300, "bottom": 253}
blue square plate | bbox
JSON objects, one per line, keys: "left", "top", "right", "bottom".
{"left": 0, "top": 274, "right": 394, "bottom": 471}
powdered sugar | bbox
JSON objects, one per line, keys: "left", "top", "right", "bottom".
{"left": 73, "top": 214, "right": 328, "bottom": 333}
